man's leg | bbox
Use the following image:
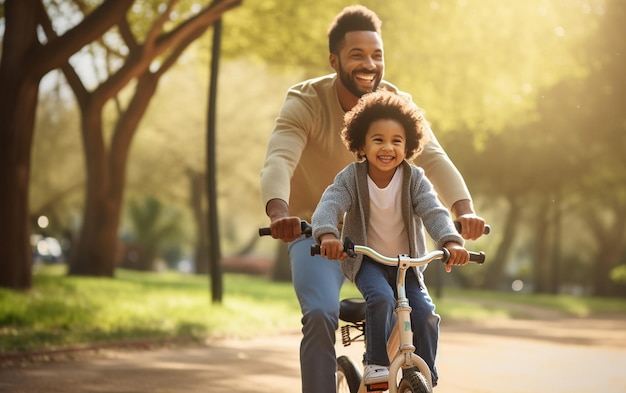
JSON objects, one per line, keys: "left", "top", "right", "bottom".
{"left": 289, "top": 236, "right": 345, "bottom": 393}
{"left": 406, "top": 268, "right": 440, "bottom": 386}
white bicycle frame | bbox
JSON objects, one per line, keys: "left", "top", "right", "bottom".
{"left": 350, "top": 244, "right": 446, "bottom": 393}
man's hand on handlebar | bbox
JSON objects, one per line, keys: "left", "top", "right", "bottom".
{"left": 269, "top": 216, "right": 303, "bottom": 242}
{"left": 443, "top": 242, "right": 469, "bottom": 273}
{"left": 455, "top": 214, "right": 487, "bottom": 241}
{"left": 319, "top": 234, "right": 348, "bottom": 261}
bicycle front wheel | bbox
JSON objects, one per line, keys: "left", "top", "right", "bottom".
{"left": 397, "top": 369, "right": 431, "bottom": 393}
{"left": 337, "top": 355, "right": 361, "bottom": 393}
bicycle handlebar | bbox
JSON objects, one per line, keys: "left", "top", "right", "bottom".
{"left": 310, "top": 240, "right": 486, "bottom": 265}
{"left": 258, "top": 220, "right": 312, "bottom": 237}
{"left": 259, "top": 220, "right": 488, "bottom": 265}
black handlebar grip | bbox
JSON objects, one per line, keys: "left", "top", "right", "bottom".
{"left": 455, "top": 222, "right": 491, "bottom": 235}
{"left": 311, "top": 237, "right": 354, "bottom": 257}
{"left": 258, "top": 220, "right": 313, "bottom": 237}
{"left": 469, "top": 251, "right": 486, "bottom": 264}
{"left": 310, "top": 244, "right": 321, "bottom": 256}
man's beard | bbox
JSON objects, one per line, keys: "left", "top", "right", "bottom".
{"left": 338, "top": 59, "right": 381, "bottom": 98}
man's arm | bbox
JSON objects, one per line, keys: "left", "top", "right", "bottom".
{"left": 413, "top": 127, "right": 486, "bottom": 240}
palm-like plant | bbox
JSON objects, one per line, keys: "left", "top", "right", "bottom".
{"left": 122, "top": 195, "right": 186, "bottom": 271}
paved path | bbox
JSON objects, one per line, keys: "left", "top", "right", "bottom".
{"left": 1, "top": 315, "right": 625, "bottom": 393}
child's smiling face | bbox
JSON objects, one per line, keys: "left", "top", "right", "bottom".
{"left": 359, "top": 118, "right": 407, "bottom": 182}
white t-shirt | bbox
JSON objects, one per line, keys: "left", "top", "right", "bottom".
{"left": 366, "top": 165, "right": 410, "bottom": 258}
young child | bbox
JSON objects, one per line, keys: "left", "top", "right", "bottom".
{"left": 311, "top": 90, "right": 469, "bottom": 386}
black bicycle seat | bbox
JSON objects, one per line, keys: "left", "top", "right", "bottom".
{"left": 339, "top": 298, "right": 366, "bottom": 323}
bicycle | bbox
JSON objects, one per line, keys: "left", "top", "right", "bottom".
{"left": 259, "top": 221, "right": 487, "bottom": 393}
{"left": 315, "top": 234, "right": 486, "bottom": 393}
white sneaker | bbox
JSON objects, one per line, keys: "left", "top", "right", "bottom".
{"left": 364, "top": 364, "right": 389, "bottom": 385}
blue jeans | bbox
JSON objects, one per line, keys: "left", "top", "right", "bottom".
{"left": 355, "top": 256, "right": 441, "bottom": 386}
{"left": 289, "top": 235, "right": 346, "bottom": 393}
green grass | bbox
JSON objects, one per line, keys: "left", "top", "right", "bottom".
{"left": 438, "top": 288, "right": 626, "bottom": 318}
{"left": 1, "top": 265, "right": 625, "bottom": 353}
{"left": 1, "top": 265, "right": 304, "bottom": 353}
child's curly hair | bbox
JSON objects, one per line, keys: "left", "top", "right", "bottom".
{"left": 341, "top": 90, "right": 430, "bottom": 161}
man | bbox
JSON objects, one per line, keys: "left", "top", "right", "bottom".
{"left": 260, "top": 5, "right": 485, "bottom": 392}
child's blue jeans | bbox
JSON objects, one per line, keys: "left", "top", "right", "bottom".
{"left": 355, "top": 255, "right": 441, "bottom": 386}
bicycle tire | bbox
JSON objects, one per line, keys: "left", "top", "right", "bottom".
{"left": 397, "top": 369, "right": 431, "bottom": 393}
{"left": 337, "top": 355, "right": 361, "bottom": 393}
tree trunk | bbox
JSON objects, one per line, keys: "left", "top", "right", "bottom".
{"left": 532, "top": 197, "right": 551, "bottom": 294}
{"left": 0, "top": 77, "right": 38, "bottom": 289}
{"left": 69, "top": 199, "right": 122, "bottom": 277}
{"left": 550, "top": 190, "right": 562, "bottom": 294}
{"left": 69, "top": 74, "right": 158, "bottom": 276}
{"left": 590, "top": 202, "right": 626, "bottom": 296}
{"left": 0, "top": 0, "right": 43, "bottom": 289}
{"left": 68, "top": 103, "right": 121, "bottom": 276}
{"left": 189, "top": 170, "right": 209, "bottom": 274}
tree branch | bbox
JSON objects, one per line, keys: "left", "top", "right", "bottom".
{"left": 118, "top": 16, "right": 139, "bottom": 52}
{"left": 93, "top": 0, "right": 241, "bottom": 108}
{"left": 33, "top": 0, "right": 134, "bottom": 78}
{"left": 144, "top": 0, "right": 179, "bottom": 52}
{"left": 35, "top": 0, "right": 89, "bottom": 104}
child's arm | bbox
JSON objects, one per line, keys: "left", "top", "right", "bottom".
{"left": 319, "top": 233, "right": 348, "bottom": 261}
{"left": 443, "top": 241, "right": 469, "bottom": 273}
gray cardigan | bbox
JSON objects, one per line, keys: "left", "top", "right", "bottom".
{"left": 312, "top": 160, "right": 463, "bottom": 282}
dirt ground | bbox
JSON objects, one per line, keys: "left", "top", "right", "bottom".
{"left": 1, "top": 313, "right": 625, "bottom": 393}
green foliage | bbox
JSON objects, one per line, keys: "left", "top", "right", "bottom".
{"left": 221, "top": 0, "right": 602, "bottom": 135}
{"left": 611, "top": 265, "right": 626, "bottom": 285}
{"left": 125, "top": 195, "right": 187, "bottom": 250}
{"left": 121, "top": 194, "right": 190, "bottom": 269}
{"left": 221, "top": 0, "right": 339, "bottom": 72}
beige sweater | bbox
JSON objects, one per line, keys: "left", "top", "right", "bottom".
{"left": 260, "top": 74, "right": 470, "bottom": 221}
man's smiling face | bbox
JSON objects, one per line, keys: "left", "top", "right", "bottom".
{"left": 334, "top": 31, "right": 384, "bottom": 98}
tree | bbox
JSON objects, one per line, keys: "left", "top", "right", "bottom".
{"left": 0, "top": 0, "right": 135, "bottom": 289}
{"left": 56, "top": 0, "right": 241, "bottom": 278}
{"left": 0, "top": 0, "right": 241, "bottom": 289}
{"left": 446, "top": 0, "right": 626, "bottom": 295}
{"left": 575, "top": 0, "right": 626, "bottom": 296}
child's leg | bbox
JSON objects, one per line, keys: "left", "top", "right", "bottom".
{"left": 354, "top": 257, "right": 396, "bottom": 366}
{"left": 406, "top": 268, "right": 440, "bottom": 386}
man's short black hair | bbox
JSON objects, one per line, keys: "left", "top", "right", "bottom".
{"left": 327, "top": 5, "right": 382, "bottom": 54}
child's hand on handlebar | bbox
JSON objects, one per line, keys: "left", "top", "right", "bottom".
{"left": 319, "top": 234, "right": 348, "bottom": 261}
{"left": 443, "top": 242, "right": 470, "bottom": 273}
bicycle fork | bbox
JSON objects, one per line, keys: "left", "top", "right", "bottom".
{"left": 388, "top": 255, "right": 433, "bottom": 393}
